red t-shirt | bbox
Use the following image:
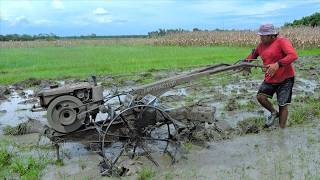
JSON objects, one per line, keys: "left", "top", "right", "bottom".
{"left": 246, "top": 36, "right": 298, "bottom": 83}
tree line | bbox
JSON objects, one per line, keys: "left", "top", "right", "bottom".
{"left": 0, "top": 33, "right": 147, "bottom": 41}
{"left": 0, "top": 33, "right": 59, "bottom": 41}
{"left": 147, "top": 28, "right": 249, "bottom": 37}
{"left": 284, "top": 12, "right": 319, "bottom": 27}
{"left": 0, "top": 29, "right": 234, "bottom": 41}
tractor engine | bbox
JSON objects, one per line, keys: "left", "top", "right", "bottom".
{"left": 36, "top": 82, "right": 104, "bottom": 133}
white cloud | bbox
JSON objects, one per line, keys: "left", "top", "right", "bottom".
{"left": 95, "top": 15, "right": 112, "bottom": 23}
{"left": 92, "top": 7, "right": 112, "bottom": 24}
{"left": 52, "top": 0, "right": 64, "bottom": 9}
{"left": 72, "top": 12, "right": 113, "bottom": 26}
{"left": 93, "top": 7, "right": 109, "bottom": 15}
{"left": 7, "top": 15, "right": 30, "bottom": 26}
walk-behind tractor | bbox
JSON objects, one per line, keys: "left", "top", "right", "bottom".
{"left": 32, "top": 62, "right": 259, "bottom": 176}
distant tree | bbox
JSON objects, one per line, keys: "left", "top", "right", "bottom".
{"left": 193, "top": 28, "right": 201, "bottom": 32}
{"left": 284, "top": 12, "right": 320, "bottom": 27}
{"left": 20, "top": 34, "right": 33, "bottom": 41}
{"left": 158, "top": 29, "right": 166, "bottom": 36}
{"left": 147, "top": 28, "right": 190, "bottom": 37}
{"left": 148, "top": 31, "right": 159, "bottom": 37}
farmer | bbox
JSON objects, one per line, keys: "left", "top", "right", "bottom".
{"left": 244, "top": 24, "right": 298, "bottom": 129}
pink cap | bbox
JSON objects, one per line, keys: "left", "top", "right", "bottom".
{"left": 257, "top": 24, "right": 278, "bottom": 35}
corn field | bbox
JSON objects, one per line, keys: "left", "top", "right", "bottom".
{"left": 0, "top": 27, "right": 319, "bottom": 49}
{"left": 154, "top": 26, "right": 320, "bottom": 49}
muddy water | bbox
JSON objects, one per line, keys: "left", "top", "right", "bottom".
{"left": 166, "top": 123, "right": 320, "bottom": 179}
{"left": 7, "top": 122, "right": 320, "bottom": 179}
{"left": 155, "top": 75, "right": 320, "bottom": 180}
{"left": 0, "top": 89, "right": 46, "bottom": 134}
{"left": 37, "top": 74, "right": 320, "bottom": 179}
{"left": 160, "top": 77, "right": 318, "bottom": 128}
{"left": 159, "top": 83, "right": 264, "bottom": 128}
{"left": 295, "top": 78, "right": 318, "bottom": 94}
{"left": 41, "top": 143, "right": 102, "bottom": 180}
{"left": 162, "top": 88, "right": 187, "bottom": 97}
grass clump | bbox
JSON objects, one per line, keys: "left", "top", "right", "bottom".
{"left": 198, "top": 76, "right": 214, "bottom": 87}
{"left": 3, "top": 120, "right": 30, "bottom": 136}
{"left": 238, "top": 99, "right": 259, "bottom": 111}
{"left": 163, "top": 171, "right": 175, "bottom": 180}
{"left": 101, "top": 80, "right": 115, "bottom": 87}
{"left": 0, "top": 138, "right": 55, "bottom": 180}
{"left": 10, "top": 156, "right": 45, "bottom": 180}
{"left": 137, "top": 167, "right": 156, "bottom": 180}
{"left": 2, "top": 125, "right": 27, "bottom": 136}
{"left": 3, "top": 126, "right": 18, "bottom": 136}
{"left": 0, "top": 148, "right": 11, "bottom": 168}
{"left": 135, "top": 72, "right": 155, "bottom": 85}
{"left": 78, "top": 158, "right": 86, "bottom": 170}
{"left": 237, "top": 117, "right": 264, "bottom": 134}
{"left": 55, "top": 159, "right": 64, "bottom": 167}
{"left": 213, "top": 72, "right": 233, "bottom": 87}
{"left": 224, "top": 98, "right": 241, "bottom": 111}
{"left": 182, "top": 141, "right": 193, "bottom": 153}
{"left": 289, "top": 96, "right": 320, "bottom": 126}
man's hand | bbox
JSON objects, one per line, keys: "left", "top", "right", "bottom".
{"left": 262, "top": 64, "right": 268, "bottom": 72}
{"left": 240, "top": 59, "right": 249, "bottom": 64}
{"left": 266, "top": 62, "right": 279, "bottom": 77}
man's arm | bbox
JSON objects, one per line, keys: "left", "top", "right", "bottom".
{"left": 244, "top": 46, "right": 268, "bottom": 72}
{"left": 277, "top": 38, "right": 298, "bottom": 66}
{"left": 245, "top": 48, "right": 259, "bottom": 61}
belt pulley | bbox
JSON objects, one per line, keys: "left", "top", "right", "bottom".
{"left": 47, "top": 95, "right": 86, "bottom": 133}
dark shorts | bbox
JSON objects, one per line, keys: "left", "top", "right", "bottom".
{"left": 257, "top": 77, "right": 295, "bottom": 106}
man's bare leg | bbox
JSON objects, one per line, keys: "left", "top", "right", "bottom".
{"left": 279, "top": 105, "right": 288, "bottom": 128}
{"left": 256, "top": 94, "right": 277, "bottom": 114}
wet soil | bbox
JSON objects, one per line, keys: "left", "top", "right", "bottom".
{"left": 163, "top": 123, "right": 320, "bottom": 179}
{"left": 0, "top": 55, "right": 319, "bottom": 179}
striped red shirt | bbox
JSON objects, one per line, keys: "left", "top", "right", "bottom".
{"left": 246, "top": 36, "right": 298, "bottom": 83}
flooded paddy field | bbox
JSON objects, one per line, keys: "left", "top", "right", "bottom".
{"left": 0, "top": 55, "right": 319, "bottom": 179}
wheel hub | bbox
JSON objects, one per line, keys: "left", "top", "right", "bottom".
{"left": 59, "top": 107, "right": 77, "bottom": 125}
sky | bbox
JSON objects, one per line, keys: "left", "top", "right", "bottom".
{"left": 0, "top": 0, "right": 319, "bottom": 36}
